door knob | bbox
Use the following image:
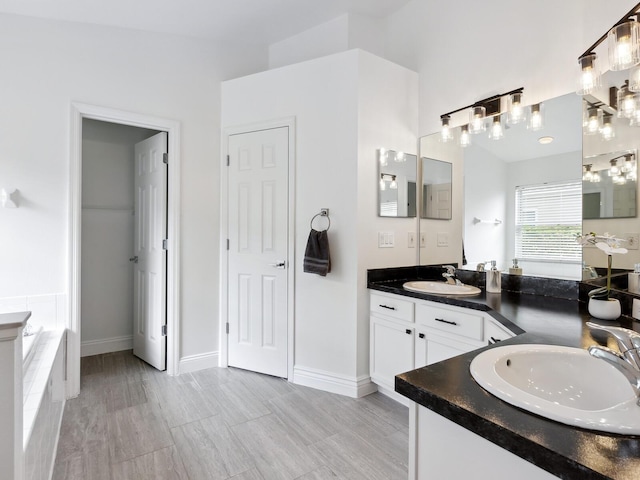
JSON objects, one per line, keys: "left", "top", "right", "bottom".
{"left": 129, "top": 256, "right": 139, "bottom": 263}
{"left": 269, "top": 261, "right": 286, "bottom": 269}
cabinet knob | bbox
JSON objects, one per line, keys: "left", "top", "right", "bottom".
{"left": 405, "top": 329, "right": 412, "bottom": 335}
{"left": 418, "top": 333, "right": 425, "bottom": 339}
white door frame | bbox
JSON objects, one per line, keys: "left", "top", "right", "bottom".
{"left": 68, "top": 102, "right": 181, "bottom": 398}
{"left": 219, "top": 117, "right": 296, "bottom": 380}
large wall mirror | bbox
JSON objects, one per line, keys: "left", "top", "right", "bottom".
{"left": 378, "top": 149, "right": 418, "bottom": 217}
{"left": 419, "top": 93, "right": 585, "bottom": 280}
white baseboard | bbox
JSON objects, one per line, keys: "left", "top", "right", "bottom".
{"left": 81, "top": 335, "right": 132, "bottom": 357}
{"left": 375, "top": 384, "right": 411, "bottom": 407}
{"left": 178, "top": 351, "right": 220, "bottom": 374}
{"left": 293, "top": 366, "right": 378, "bottom": 398}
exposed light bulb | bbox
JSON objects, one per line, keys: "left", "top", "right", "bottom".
{"left": 609, "top": 21, "right": 640, "bottom": 71}
{"left": 390, "top": 176, "right": 398, "bottom": 189}
{"left": 577, "top": 54, "right": 600, "bottom": 95}
{"left": 469, "top": 106, "right": 486, "bottom": 134}
{"left": 585, "top": 107, "right": 601, "bottom": 135}
{"left": 600, "top": 114, "right": 615, "bottom": 141}
{"left": 507, "top": 92, "right": 525, "bottom": 124}
{"left": 528, "top": 103, "right": 544, "bottom": 131}
{"left": 488, "top": 115, "right": 504, "bottom": 140}
{"left": 440, "top": 115, "right": 453, "bottom": 143}
{"left": 459, "top": 124, "right": 471, "bottom": 147}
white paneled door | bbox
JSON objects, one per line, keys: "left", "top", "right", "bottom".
{"left": 228, "top": 127, "right": 289, "bottom": 378}
{"left": 133, "top": 132, "right": 168, "bottom": 371}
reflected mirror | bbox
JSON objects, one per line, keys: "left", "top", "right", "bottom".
{"left": 582, "top": 150, "right": 637, "bottom": 219}
{"left": 421, "top": 158, "right": 452, "bottom": 219}
{"left": 419, "top": 93, "right": 584, "bottom": 280}
{"left": 378, "top": 149, "right": 417, "bottom": 217}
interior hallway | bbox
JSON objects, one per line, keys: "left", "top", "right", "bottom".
{"left": 52, "top": 351, "right": 408, "bottom": 479}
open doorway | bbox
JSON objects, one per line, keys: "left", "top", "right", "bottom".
{"left": 81, "top": 119, "right": 166, "bottom": 368}
{"left": 68, "top": 103, "right": 181, "bottom": 398}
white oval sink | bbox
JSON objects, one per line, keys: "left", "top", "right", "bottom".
{"left": 403, "top": 281, "right": 481, "bottom": 296}
{"left": 470, "top": 344, "right": 640, "bottom": 435}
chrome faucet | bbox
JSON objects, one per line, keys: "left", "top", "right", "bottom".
{"left": 587, "top": 322, "right": 640, "bottom": 405}
{"left": 442, "top": 265, "right": 462, "bottom": 286}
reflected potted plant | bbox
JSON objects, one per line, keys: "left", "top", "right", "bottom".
{"left": 576, "top": 232, "right": 628, "bottom": 320}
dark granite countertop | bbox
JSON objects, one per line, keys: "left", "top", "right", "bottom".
{"left": 368, "top": 266, "right": 640, "bottom": 480}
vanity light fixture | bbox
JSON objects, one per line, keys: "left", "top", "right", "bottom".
{"left": 439, "top": 87, "right": 524, "bottom": 141}
{"left": 469, "top": 106, "right": 487, "bottom": 134}
{"left": 617, "top": 81, "right": 638, "bottom": 118}
{"left": 380, "top": 173, "right": 398, "bottom": 190}
{"left": 394, "top": 151, "right": 405, "bottom": 162}
{"left": 488, "top": 114, "right": 504, "bottom": 140}
{"left": 622, "top": 153, "right": 635, "bottom": 172}
{"left": 600, "top": 113, "right": 616, "bottom": 140}
{"left": 440, "top": 115, "right": 453, "bottom": 142}
{"left": 577, "top": 3, "right": 640, "bottom": 94}
{"left": 583, "top": 106, "right": 603, "bottom": 135}
{"left": 583, "top": 164, "right": 595, "bottom": 182}
{"left": 378, "top": 148, "right": 388, "bottom": 166}
{"left": 528, "top": 103, "right": 544, "bottom": 131}
{"left": 459, "top": 124, "right": 471, "bottom": 148}
{"left": 609, "top": 159, "right": 621, "bottom": 176}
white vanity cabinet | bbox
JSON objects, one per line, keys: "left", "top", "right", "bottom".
{"left": 370, "top": 290, "right": 516, "bottom": 403}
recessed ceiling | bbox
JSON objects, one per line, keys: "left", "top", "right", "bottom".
{"left": 0, "top": 0, "right": 411, "bottom": 45}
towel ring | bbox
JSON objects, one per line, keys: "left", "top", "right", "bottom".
{"left": 310, "top": 209, "right": 331, "bottom": 232}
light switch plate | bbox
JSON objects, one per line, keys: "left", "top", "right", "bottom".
{"left": 378, "top": 232, "right": 394, "bottom": 248}
{"left": 419, "top": 232, "right": 426, "bottom": 248}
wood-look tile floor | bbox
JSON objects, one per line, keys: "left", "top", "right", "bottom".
{"left": 53, "top": 351, "right": 408, "bottom": 480}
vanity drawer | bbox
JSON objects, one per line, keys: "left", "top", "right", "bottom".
{"left": 416, "top": 303, "right": 483, "bottom": 341}
{"left": 370, "top": 293, "right": 414, "bottom": 322}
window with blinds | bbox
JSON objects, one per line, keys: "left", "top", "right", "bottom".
{"left": 515, "top": 181, "right": 582, "bottom": 262}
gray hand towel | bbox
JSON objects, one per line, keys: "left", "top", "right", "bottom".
{"left": 303, "top": 229, "right": 331, "bottom": 276}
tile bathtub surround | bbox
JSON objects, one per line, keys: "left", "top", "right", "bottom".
{"left": 53, "top": 351, "right": 409, "bottom": 480}
{"left": 0, "top": 293, "right": 67, "bottom": 331}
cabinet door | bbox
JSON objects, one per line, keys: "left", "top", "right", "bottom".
{"left": 370, "top": 316, "right": 414, "bottom": 390}
{"left": 415, "top": 329, "right": 477, "bottom": 368}
{"left": 485, "top": 318, "right": 515, "bottom": 346}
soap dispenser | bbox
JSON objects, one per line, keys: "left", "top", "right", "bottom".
{"left": 629, "top": 264, "right": 640, "bottom": 294}
{"left": 486, "top": 260, "right": 501, "bottom": 293}
{"left": 509, "top": 258, "right": 522, "bottom": 275}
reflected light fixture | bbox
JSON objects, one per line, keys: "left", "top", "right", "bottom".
{"left": 390, "top": 176, "right": 398, "bottom": 189}
{"left": 577, "top": 3, "right": 640, "bottom": 94}
{"left": 528, "top": 103, "right": 544, "bottom": 131}
{"left": 488, "top": 114, "right": 504, "bottom": 140}
{"left": 380, "top": 173, "right": 398, "bottom": 190}
{"left": 379, "top": 174, "right": 386, "bottom": 191}
{"left": 440, "top": 115, "right": 453, "bottom": 142}
{"left": 600, "top": 113, "right": 615, "bottom": 140}
{"left": 459, "top": 124, "right": 471, "bottom": 147}
{"left": 439, "top": 87, "right": 524, "bottom": 142}
{"left": 584, "top": 106, "right": 603, "bottom": 135}
{"left": 609, "top": 159, "right": 621, "bottom": 176}
{"left": 583, "top": 164, "right": 594, "bottom": 181}
{"left": 538, "top": 136, "right": 554, "bottom": 144}
{"left": 378, "top": 148, "right": 388, "bottom": 166}
{"left": 394, "top": 151, "right": 405, "bottom": 162}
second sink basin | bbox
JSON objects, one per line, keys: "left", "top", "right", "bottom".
{"left": 403, "top": 280, "right": 481, "bottom": 296}
{"left": 470, "top": 344, "right": 640, "bottom": 435}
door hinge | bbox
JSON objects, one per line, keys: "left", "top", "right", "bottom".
{"left": 162, "top": 239, "right": 168, "bottom": 250}
{"left": 161, "top": 325, "right": 167, "bottom": 336}
{"left": 163, "top": 153, "right": 168, "bottom": 164}
{"left": 226, "top": 322, "right": 229, "bottom": 334}
{"left": 226, "top": 155, "right": 230, "bottom": 167}
{"left": 226, "top": 239, "right": 229, "bottom": 250}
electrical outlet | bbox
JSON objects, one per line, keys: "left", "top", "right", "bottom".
{"left": 419, "top": 232, "right": 426, "bottom": 248}
{"left": 624, "top": 233, "right": 640, "bottom": 250}
{"left": 408, "top": 232, "right": 416, "bottom": 248}
{"left": 378, "top": 231, "right": 394, "bottom": 248}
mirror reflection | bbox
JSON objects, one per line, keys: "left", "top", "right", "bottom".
{"left": 421, "top": 158, "right": 452, "bottom": 220}
{"left": 378, "top": 149, "right": 417, "bottom": 218}
{"left": 582, "top": 149, "right": 637, "bottom": 219}
{"left": 419, "top": 93, "right": 584, "bottom": 280}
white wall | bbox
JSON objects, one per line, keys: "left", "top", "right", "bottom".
{"left": 269, "top": 14, "right": 385, "bottom": 70}
{"left": 222, "top": 49, "right": 418, "bottom": 389}
{"left": 0, "top": 13, "right": 266, "bottom": 363}
{"left": 81, "top": 119, "right": 157, "bottom": 355}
